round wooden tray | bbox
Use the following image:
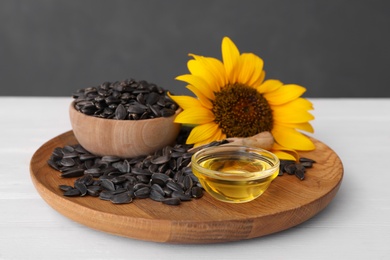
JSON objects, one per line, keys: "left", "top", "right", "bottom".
{"left": 30, "top": 131, "right": 343, "bottom": 244}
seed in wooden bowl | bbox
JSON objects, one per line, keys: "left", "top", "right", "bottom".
{"left": 72, "top": 78, "right": 178, "bottom": 120}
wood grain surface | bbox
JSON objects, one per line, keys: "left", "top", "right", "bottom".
{"left": 30, "top": 131, "right": 343, "bottom": 244}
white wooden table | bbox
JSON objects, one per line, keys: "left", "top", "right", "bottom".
{"left": 1, "top": 97, "right": 389, "bottom": 259}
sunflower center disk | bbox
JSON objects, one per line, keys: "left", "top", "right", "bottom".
{"left": 212, "top": 84, "right": 273, "bottom": 138}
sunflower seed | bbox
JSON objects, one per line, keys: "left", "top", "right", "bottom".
{"left": 111, "top": 192, "right": 133, "bottom": 204}
{"left": 111, "top": 176, "right": 127, "bottom": 185}
{"left": 181, "top": 153, "right": 193, "bottom": 159}
{"left": 299, "top": 157, "right": 316, "bottom": 163}
{"left": 116, "top": 160, "right": 130, "bottom": 173}
{"left": 127, "top": 104, "right": 145, "bottom": 114}
{"left": 115, "top": 104, "right": 127, "bottom": 120}
{"left": 183, "top": 175, "right": 194, "bottom": 191}
{"left": 301, "top": 161, "right": 313, "bottom": 168}
{"left": 84, "top": 168, "right": 102, "bottom": 177}
{"left": 100, "top": 179, "right": 116, "bottom": 191}
{"left": 167, "top": 181, "right": 184, "bottom": 192}
{"left": 284, "top": 163, "right": 297, "bottom": 175}
{"left": 148, "top": 163, "right": 159, "bottom": 173}
{"left": 87, "top": 185, "right": 102, "bottom": 197}
{"left": 61, "top": 168, "right": 84, "bottom": 178}
{"left": 101, "top": 155, "right": 121, "bottom": 163}
{"left": 63, "top": 188, "right": 81, "bottom": 197}
{"left": 131, "top": 168, "right": 152, "bottom": 176}
{"left": 162, "top": 197, "right": 181, "bottom": 206}
{"left": 133, "top": 183, "right": 150, "bottom": 190}
{"left": 146, "top": 92, "right": 160, "bottom": 105}
{"left": 150, "top": 189, "right": 165, "bottom": 202}
{"left": 191, "top": 186, "right": 204, "bottom": 198}
{"left": 124, "top": 175, "right": 137, "bottom": 184}
{"left": 77, "top": 174, "right": 94, "bottom": 186}
{"left": 99, "top": 190, "right": 113, "bottom": 201}
{"left": 136, "top": 175, "right": 150, "bottom": 183}
{"left": 60, "top": 158, "right": 75, "bottom": 167}
{"left": 52, "top": 147, "right": 64, "bottom": 158}
{"left": 171, "top": 191, "right": 192, "bottom": 201}
{"left": 63, "top": 145, "right": 75, "bottom": 153}
{"left": 151, "top": 173, "right": 170, "bottom": 186}
{"left": 160, "top": 108, "right": 175, "bottom": 117}
{"left": 62, "top": 152, "right": 79, "bottom": 159}
{"left": 134, "top": 187, "right": 151, "bottom": 198}
{"left": 163, "top": 186, "right": 173, "bottom": 197}
{"left": 151, "top": 155, "right": 171, "bottom": 165}
{"left": 79, "top": 153, "right": 97, "bottom": 161}
{"left": 295, "top": 164, "right": 306, "bottom": 180}
{"left": 151, "top": 183, "right": 165, "bottom": 195}
{"left": 111, "top": 188, "right": 128, "bottom": 195}
{"left": 74, "top": 145, "right": 89, "bottom": 154}
{"left": 48, "top": 159, "right": 60, "bottom": 171}
{"left": 108, "top": 171, "right": 124, "bottom": 177}
{"left": 59, "top": 185, "right": 73, "bottom": 192}
{"left": 75, "top": 182, "right": 88, "bottom": 196}
{"left": 170, "top": 151, "right": 183, "bottom": 158}
{"left": 136, "top": 93, "right": 145, "bottom": 104}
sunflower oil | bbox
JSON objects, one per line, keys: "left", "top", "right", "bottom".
{"left": 192, "top": 153, "right": 279, "bottom": 203}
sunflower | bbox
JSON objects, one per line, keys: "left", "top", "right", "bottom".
{"left": 169, "top": 37, "right": 315, "bottom": 160}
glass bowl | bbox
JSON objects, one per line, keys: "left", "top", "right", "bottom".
{"left": 191, "top": 145, "right": 280, "bottom": 203}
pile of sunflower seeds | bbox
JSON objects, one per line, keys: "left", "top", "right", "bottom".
{"left": 48, "top": 141, "right": 203, "bottom": 206}
{"left": 72, "top": 78, "right": 178, "bottom": 120}
{"left": 48, "top": 119, "right": 315, "bottom": 205}
{"left": 279, "top": 157, "right": 316, "bottom": 180}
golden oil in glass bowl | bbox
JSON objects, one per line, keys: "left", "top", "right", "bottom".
{"left": 191, "top": 145, "right": 279, "bottom": 203}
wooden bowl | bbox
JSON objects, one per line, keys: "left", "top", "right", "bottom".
{"left": 69, "top": 102, "right": 181, "bottom": 158}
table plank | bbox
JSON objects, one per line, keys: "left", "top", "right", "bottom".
{"left": 1, "top": 97, "right": 389, "bottom": 259}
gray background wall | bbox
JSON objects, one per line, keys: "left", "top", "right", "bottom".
{"left": 1, "top": 0, "right": 389, "bottom": 97}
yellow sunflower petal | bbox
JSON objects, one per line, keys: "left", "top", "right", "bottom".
{"left": 263, "top": 84, "right": 306, "bottom": 105}
{"left": 167, "top": 93, "right": 203, "bottom": 110}
{"left": 246, "top": 54, "right": 265, "bottom": 87}
{"left": 273, "top": 111, "right": 314, "bottom": 124}
{"left": 273, "top": 106, "right": 314, "bottom": 123}
{"left": 257, "top": 79, "right": 283, "bottom": 94}
{"left": 275, "top": 121, "right": 314, "bottom": 133}
{"left": 186, "top": 84, "right": 213, "bottom": 110}
{"left": 236, "top": 53, "right": 254, "bottom": 85}
{"left": 222, "top": 37, "right": 240, "bottom": 83}
{"left": 189, "top": 54, "right": 227, "bottom": 91}
{"left": 272, "top": 125, "right": 315, "bottom": 151}
{"left": 272, "top": 150, "right": 298, "bottom": 161}
{"left": 174, "top": 107, "right": 214, "bottom": 125}
{"left": 176, "top": 74, "right": 215, "bottom": 100}
{"left": 272, "top": 143, "right": 300, "bottom": 160}
{"left": 273, "top": 97, "right": 313, "bottom": 111}
{"left": 251, "top": 70, "right": 266, "bottom": 88}
{"left": 186, "top": 122, "right": 219, "bottom": 144}
{"left": 236, "top": 53, "right": 265, "bottom": 87}
{"left": 187, "top": 61, "right": 214, "bottom": 87}
{"left": 271, "top": 98, "right": 314, "bottom": 124}
{"left": 214, "top": 127, "right": 227, "bottom": 141}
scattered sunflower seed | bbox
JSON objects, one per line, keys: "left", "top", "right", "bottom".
{"left": 278, "top": 157, "right": 316, "bottom": 180}
{"left": 47, "top": 128, "right": 204, "bottom": 206}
